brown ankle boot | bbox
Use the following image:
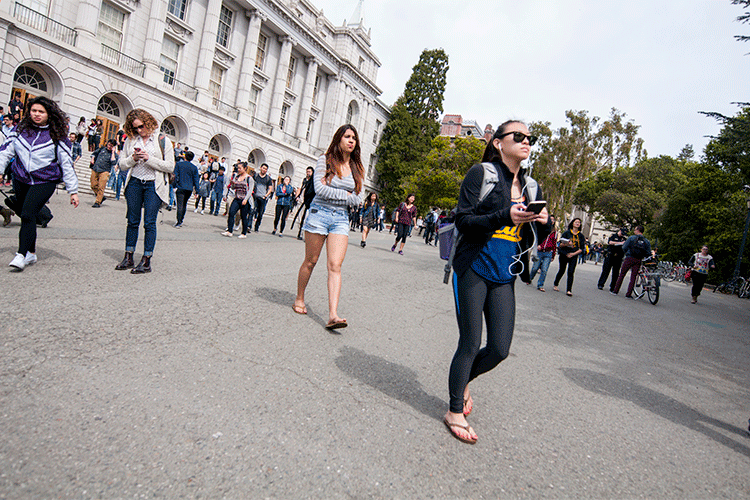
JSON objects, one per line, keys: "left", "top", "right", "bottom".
{"left": 115, "top": 251, "right": 134, "bottom": 270}
{"left": 131, "top": 255, "right": 151, "bottom": 274}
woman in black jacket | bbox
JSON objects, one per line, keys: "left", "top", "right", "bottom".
{"left": 553, "top": 217, "right": 585, "bottom": 296}
{"left": 444, "top": 121, "right": 549, "bottom": 444}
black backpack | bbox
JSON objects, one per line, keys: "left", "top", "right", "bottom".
{"left": 631, "top": 235, "right": 649, "bottom": 258}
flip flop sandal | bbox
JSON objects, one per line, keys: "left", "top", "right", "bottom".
{"left": 325, "top": 319, "right": 348, "bottom": 330}
{"left": 443, "top": 418, "right": 477, "bottom": 445}
{"left": 463, "top": 396, "right": 473, "bottom": 417}
{"left": 292, "top": 305, "right": 307, "bottom": 315}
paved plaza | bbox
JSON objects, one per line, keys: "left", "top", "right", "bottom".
{"left": 0, "top": 190, "right": 748, "bottom": 499}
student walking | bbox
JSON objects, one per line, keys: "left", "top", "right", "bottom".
{"left": 391, "top": 193, "right": 417, "bottom": 255}
{"left": 445, "top": 121, "right": 549, "bottom": 444}
{"left": 359, "top": 192, "right": 380, "bottom": 248}
{"left": 272, "top": 175, "right": 294, "bottom": 236}
{"left": 553, "top": 217, "right": 585, "bottom": 296}
{"left": 293, "top": 124, "right": 364, "bottom": 330}
{"left": 0, "top": 97, "right": 80, "bottom": 271}
{"left": 115, "top": 109, "right": 175, "bottom": 274}
{"left": 221, "top": 162, "right": 254, "bottom": 238}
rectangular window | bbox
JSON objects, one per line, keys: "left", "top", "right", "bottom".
{"left": 159, "top": 37, "right": 180, "bottom": 85}
{"left": 255, "top": 33, "right": 267, "bottom": 70}
{"left": 373, "top": 120, "right": 381, "bottom": 145}
{"left": 311, "top": 74, "right": 320, "bottom": 105}
{"left": 286, "top": 56, "right": 296, "bottom": 89}
{"left": 216, "top": 5, "right": 233, "bottom": 48}
{"left": 97, "top": 1, "right": 125, "bottom": 50}
{"left": 306, "top": 118, "right": 315, "bottom": 142}
{"left": 209, "top": 63, "right": 223, "bottom": 103}
{"left": 249, "top": 87, "right": 260, "bottom": 117}
{"left": 18, "top": 0, "right": 49, "bottom": 14}
{"left": 358, "top": 56, "right": 364, "bottom": 71}
{"left": 279, "top": 104, "right": 289, "bottom": 130}
{"left": 167, "top": 0, "right": 188, "bottom": 20}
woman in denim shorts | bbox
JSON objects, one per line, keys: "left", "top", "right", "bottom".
{"left": 293, "top": 125, "right": 364, "bottom": 329}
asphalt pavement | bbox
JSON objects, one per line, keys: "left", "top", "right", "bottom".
{"left": 0, "top": 190, "right": 748, "bottom": 499}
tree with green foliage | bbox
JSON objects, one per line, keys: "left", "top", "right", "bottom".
{"left": 700, "top": 105, "right": 750, "bottom": 184}
{"left": 573, "top": 155, "right": 688, "bottom": 229}
{"left": 528, "top": 108, "right": 645, "bottom": 222}
{"left": 732, "top": 0, "right": 750, "bottom": 42}
{"left": 376, "top": 49, "right": 449, "bottom": 210}
{"left": 402, "top": 135, "right": 486, "bottom": 211}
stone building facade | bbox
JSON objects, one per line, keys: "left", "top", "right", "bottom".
{"left": 0, "top": 0, "right": 389, "bottom": 190}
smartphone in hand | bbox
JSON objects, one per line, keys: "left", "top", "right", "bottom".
{"left": 526, "top": 200, "right": 546, "bottom": 214}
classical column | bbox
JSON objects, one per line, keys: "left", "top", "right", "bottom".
{"left": 294, "top": 57, "right": 318, "bottom": 139}
{"left": 194, "top": 0, "right": 223, "bottom": 100}
{"left": 235, "top": 9, "right": 266, "bottom": 111}
{"left": 142, "top": 0, "right": 168, "bottom": 82}
{"left": 319, "top": 73, "right": 342, "bottom": 141}
{"left": 74, "top": 0, "right": 102, "bottom": 55}
{"left": 267, "top": 36, "right": 295, "bottom": 129}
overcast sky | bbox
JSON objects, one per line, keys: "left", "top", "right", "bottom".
{"left": 313, "top": 0, "right": 750, "bottom": 159}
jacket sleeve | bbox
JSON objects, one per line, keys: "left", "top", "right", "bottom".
{"left": 192, "top": 166, "right": 201, "bottom": 193}
{"left": 0, "top": 133, "right": 17, "bottom": 172}
{"left": 455, "top": 163, "right": 512, "bottom": 235}
{"left": 57, "top": 137, "right": 79, "bottom": 195}
{"left": 688, "top": 253, "right": 695, "bottom": 267}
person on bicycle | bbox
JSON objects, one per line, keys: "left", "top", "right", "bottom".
{"left": 611, "top": 225, "right": 653, "bottom": 298}
{"left": 688, "top": 245, "right": 715, "bottom": 304}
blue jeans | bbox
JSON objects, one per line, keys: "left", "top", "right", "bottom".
{"left": 124, "top": 179, "right": 161, "bottom": 256}
{"left": 115, "top": 171, "right": 126, "bottom": 200}
{"left": 210, "top": 190, "right": 222, "bottom": 215}
{"left": 529, "top": 250, "right": 553, "bottom": 289}
{"left": 253, "top": 196, "right": 268, "bottom": 230}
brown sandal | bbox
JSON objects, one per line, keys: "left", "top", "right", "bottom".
{"left": 292, "top": 304, "right": 307, "bottom": 315}
{"left": 443, "top": 418, "right": 477, "bottom": 444}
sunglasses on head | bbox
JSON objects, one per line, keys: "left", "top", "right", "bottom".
{"left": 498, "top": 131, "right": 538, "bottom": 146}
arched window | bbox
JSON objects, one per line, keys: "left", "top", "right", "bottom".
{"left": 160, "top": 119, "right": 176, "bottom": 138}
{"left": 97, "top": 96, "right": 120, "bottom": 117}
{"left": 13, "top": 66, "right": 48, "bottom": 92}
{"left": 346, "top": 101, "right": 359, "bottom": 125}
{"left": 209, "top": 137, "right": 220, "bottom": 154}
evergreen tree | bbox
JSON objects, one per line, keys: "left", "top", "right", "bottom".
{"left": 376, "top": 49, "right": 449, "bottom": 209}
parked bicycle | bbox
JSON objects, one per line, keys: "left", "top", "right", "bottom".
{"left": 713, "top": 276, "right": 747, "bottom": 297}
{"left": 633, "top": 256, "right": 660, "bottom": 305}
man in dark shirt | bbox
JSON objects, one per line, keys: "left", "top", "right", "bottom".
{"left": 252, "top": 163, "right": 274, "bottom": 232}
{"left": 8, "top": 92, "right": 23, "bottom": 117}
{"left": 90, "top": 139, "right": 118, "bottom": 207}
{"left": 597, "top": 227, "right": 627, "bottom": 291}
{"left": 611, "top": 225, "right": 653, "bottom": 298}
{"left": 173, "top": 150, "right": 200, "bottom": 227}
{"left": 292, "top": 166, "right": 315, "bottom": 240}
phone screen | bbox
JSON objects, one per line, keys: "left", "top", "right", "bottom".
{"left": 526, "top": 201, "right": 546, "bottom": 214}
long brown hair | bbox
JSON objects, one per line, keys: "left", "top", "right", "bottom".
{"left": 364, "top": 192, "right": 378, "bottom": 207}
{"left": 324, "top": 124, "right": 363, "bottom": 194}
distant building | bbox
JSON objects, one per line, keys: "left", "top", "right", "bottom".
{"left": 0, "top": 0, "right": 389, "bottom": 191}
{"left": 440, "top": 114, "right": 485, "bottom": 140}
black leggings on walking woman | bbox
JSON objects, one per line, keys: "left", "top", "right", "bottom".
{"left": 13, "top": 180, "right": 56, "bottom": 255}
{"left": 554, "top": 254, "right": 578, "bottom": 292}
{"left": 448, "top": 268, "right": 515, "bottom": 414}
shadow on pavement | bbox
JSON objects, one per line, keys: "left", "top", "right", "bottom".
{"left": 335, "top": 346, "right": 445, "bottom": 421}
{"left": 563, "top": 368, "right": 750, "bottom": 458}
{"left": 255, "top": 286, "right": 327, "bottom": 328}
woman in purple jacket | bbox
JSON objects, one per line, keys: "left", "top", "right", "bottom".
{"left": 0, "top": 97, "right": 79, "bottom": 271}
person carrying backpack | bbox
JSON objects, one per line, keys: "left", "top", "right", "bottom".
{"left": 611, "top": 225, "right": 652, "bottom": 298}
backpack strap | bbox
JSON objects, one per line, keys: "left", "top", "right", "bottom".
{"left": 479, "top": 162, "right": 499, "bottom": 202}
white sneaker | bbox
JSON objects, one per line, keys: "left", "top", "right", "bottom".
{"left": 9, "top": 253, "right": 25, "bottom": 270}
{"left": 194, "top": 208, "right": 199, "bottom": 213}
{"left": 200, "top": 210, "right": 205, "bottom": 215}
{"left": 24, "top": 252, "right": 37, "bottom": 266}
{"left": 221, "top": 231, "right": 233, "bottom": 237}
{"left": 238, "top": 234, "right": 247, "bottom": 239}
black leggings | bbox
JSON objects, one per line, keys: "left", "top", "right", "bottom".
{"left": 448, "top": 268, "right": 515, "bottom": 414}
{"left": 273, "top": 204, "right": 291, "bottom": 232}
{"left": 394, "top": 222, "right": 409, "bottom": 244}
{"left": 227, "top": 198, "right": 250, "bottom": 234}
{"left": 13, "top": 181, "right": 56, "bottom": 255}
{"left": 554, "top": 254, "right": 578, "bottom": 292}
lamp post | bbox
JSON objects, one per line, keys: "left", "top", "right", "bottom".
{"left": 733, "top": 187, "right": 750, "bottom": 279}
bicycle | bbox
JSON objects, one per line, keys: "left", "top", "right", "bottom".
{"left": 633, "top": 257, "right": 660, "bottom": 305}
{"left": 713, "top": 276, "right": 747, "bottom": 297}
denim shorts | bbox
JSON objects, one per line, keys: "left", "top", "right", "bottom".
{"left": 303, "top": 201, "right": 349, "bottom": 236}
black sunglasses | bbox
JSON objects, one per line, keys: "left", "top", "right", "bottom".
{"left": 133, "top": 124, "right": 145, "bottom": 130}
{"left": 498, "top": 131, "right": 538, "bottom": 146}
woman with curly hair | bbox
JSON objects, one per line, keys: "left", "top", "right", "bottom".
{"left": 0, "top": 96, "right": 79, "bottom": 271}
{"left": 115, "top": 109, "right": 174, "bottom": 274}
{"left": 293, "top": 124, "right": 363, "bottom": 329}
